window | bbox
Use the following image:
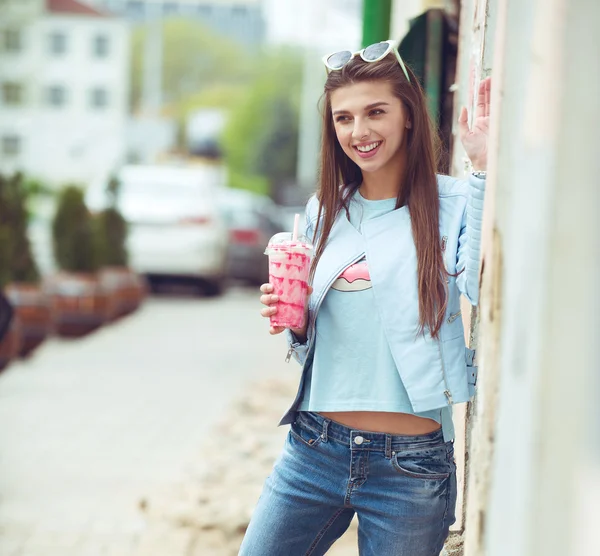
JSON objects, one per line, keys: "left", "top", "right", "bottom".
{"left": 232, "top": 6, "right": 248, "bottom": 17}
{"left": 1, "top": 82, "right": 23, "bottom": 105}
{"left": 1, "top": 28, "right": 22, "bottom": 53}
{"left": 2, "top": 135, "right": 21, "bottom": 156}
{"left": 48, "top": 31, "right": 67, "bottom": 55}
{"left": 47, "top": 85, "right": 67, "bottom": 107}
{"left": 90, "top": 87, "right": 108, "bottom": 108}
{"left": 93, "top": 34, "right": 109, "bottom": 58}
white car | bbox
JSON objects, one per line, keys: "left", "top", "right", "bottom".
{"left": 87, "top": 164, "right": 229, "bottom": 295}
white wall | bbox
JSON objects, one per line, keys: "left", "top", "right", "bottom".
{"left": 0, "top": 12, "right": 130, "bottom": 187}
{"left": 0, "top": 1, "right": 45, "bottom": 175}
{"left": 461, "top": 0, "right": 600, "bottom": 554}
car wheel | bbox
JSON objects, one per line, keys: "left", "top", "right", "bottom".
{"left": 200, "top": 279, "right": 225, "bottom": 297}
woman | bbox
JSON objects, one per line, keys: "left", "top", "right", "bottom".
{"left": 240, "top": 40, "right": 490, "bottom": 556}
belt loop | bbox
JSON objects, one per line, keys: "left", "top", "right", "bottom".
{"left": 385, "top": 434, "right": 392, "bottom": 459}
{"left": 321, "top": 419, "right": 329, "bottom": 442}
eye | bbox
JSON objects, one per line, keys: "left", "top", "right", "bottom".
{"left": 369, "top": 109, "right": 385, "bottom": 117}
{"left": 334, "top": 114, "right": 351, "bottom": 123}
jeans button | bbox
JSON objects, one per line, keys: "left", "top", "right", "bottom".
{"left": 354, "top": 435, "right": 364, "bottom": 445}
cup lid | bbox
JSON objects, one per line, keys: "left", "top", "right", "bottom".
{"left": 265, "top": 232, "right": 313, "bottom": 254}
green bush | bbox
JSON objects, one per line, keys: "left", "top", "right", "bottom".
{"left": 94, "top": 175, "right": 129, "bottom": 268}
{"left": 52, "top": 186, "right": 99, "bottom": 273}
{"left": 95, "top": 207, "right": 128, "bottom": 267}
{"left": 0, "top": 172, "right": 40, "bottom": 287}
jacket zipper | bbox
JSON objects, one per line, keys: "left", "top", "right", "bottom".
{"left": 447, "top": 310, "right": 461, "bottom": 323}
{"left": 310, "top": 253, "right": 366, "bottom": 331}
{"left": 438, "top": 339, "right": 453, "bottom": 404}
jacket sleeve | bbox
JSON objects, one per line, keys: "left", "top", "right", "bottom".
{"left": 283, "top": 197, "right": 315, "bottom": 366}
{"left": 456, "top": 174, "right": 486, "bottom": 306}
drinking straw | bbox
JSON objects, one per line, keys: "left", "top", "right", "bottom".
{"left": 292, "top": 213, "right": 300, "bottom": 242}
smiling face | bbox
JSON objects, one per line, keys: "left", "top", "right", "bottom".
{"left": 330, "top": 80, "right": 411, "bottom": 183}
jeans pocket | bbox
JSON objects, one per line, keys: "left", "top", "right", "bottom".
{"left": 391, "top": 444, "right": 454, "bottom": 480}
{"left": 289, "top": 420, "right": 324, "bottom": 449}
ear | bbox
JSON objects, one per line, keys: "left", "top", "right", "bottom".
{"left": 405, "top": 119, "right": 412, "bottom": 129}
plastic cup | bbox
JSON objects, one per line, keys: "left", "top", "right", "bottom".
{"left": 264, "top": 232, "right": 313, "bottom": 330}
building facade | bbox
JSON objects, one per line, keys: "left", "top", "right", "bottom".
{"left": 88, "top": 0, "right": 265, "bottom": 46}
{"left": 0, "top": 0, "right": 129, "bottom": 187}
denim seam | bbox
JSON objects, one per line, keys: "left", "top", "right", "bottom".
{"left": 390, "top": 457, "right": 451, "bottom": 481}
{"left": 289, "top": 428, "right": 323, "bottom": 449}
{"left": 304, "top": 508, "right": 347, "bottom": 556}
{"left": 296, "top": 419, "right": 323, "bottom": 437}
{"left": 435, "top": 474, "right": 453, "bottom": 553}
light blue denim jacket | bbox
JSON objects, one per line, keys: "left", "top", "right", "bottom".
{"left": 279, "top": 173, "right": 485, "bottom": 425}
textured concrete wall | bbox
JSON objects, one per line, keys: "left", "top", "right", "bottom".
{"left": 461, "top": 0, "right": 600, "bottom": 554}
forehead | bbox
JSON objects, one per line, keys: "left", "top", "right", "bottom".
{"left": 330, "top": 81, "right": 397, "bottom": 112}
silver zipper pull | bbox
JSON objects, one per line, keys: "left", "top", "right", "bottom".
{"left": 447, "top": 311, "right": 462, "bottom": 323}
{"left": 285, "top": 348, "right": 294, "bottom": 363}
{"left": 441, "top": 236, "right": 448, "bottom": 252}
{"left": 444, "top": 390, "right": 453, "bottom": 404}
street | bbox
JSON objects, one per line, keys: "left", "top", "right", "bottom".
{"left": 0, "top": 286, "right": 293, "bottom": 555}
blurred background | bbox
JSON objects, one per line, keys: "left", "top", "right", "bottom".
{"left": 0, "top": 1, "right": 598, "bottom": 555}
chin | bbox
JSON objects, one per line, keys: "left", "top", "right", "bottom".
{"left": 355, "top": 159, "right": 386, "bottom": 174}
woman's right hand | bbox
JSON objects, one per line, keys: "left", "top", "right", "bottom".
{"left": 259, "top": 283, "right": 312, "bottom": 338}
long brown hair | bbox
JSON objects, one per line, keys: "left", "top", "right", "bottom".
{"left": 312, "top": 54, "right": 448, "bottom": 338}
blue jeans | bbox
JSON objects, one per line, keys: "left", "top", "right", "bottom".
{"left": 239, "top": 411, "right": 457, "bottom": 556}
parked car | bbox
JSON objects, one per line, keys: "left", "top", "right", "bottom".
{"left": 216, "top": 189, "right": 281, "bottom": 285}
{"left": 86, "top": 164, "right": 229, "bottom": 295}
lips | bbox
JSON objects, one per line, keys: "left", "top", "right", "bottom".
{"left": 353, "top": 141, "right": 382, "bottom": 159}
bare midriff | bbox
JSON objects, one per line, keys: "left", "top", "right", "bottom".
{"left": 318, "top": 411, "right": 441, "bottom": 435}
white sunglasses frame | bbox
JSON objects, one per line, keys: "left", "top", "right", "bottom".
{"left": 322, "top": 40, "right": 411, "bottom": 83}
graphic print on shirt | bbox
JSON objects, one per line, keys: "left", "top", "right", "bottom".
{"left": 331, "top": 257, "right": 372, "bottom": 292}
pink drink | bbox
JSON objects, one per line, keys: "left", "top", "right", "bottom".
{"left": 265, "top": 232, "right": 313, "bottom": 329}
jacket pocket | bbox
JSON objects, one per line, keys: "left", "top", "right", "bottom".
{"left": 442, "top": 309, "right": 464, "bottom": 341}
{"left": 391, "top": 444, "right": 455, "bottom": 480}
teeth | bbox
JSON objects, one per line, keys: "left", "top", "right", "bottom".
{"left": 356, "top": 142, "right": 381, "bottom": 153}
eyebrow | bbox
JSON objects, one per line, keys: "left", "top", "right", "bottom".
{"left": 332, "top": 101, "right": 390, "bottom": 116}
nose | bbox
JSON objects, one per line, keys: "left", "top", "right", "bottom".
{"left": 351, "top": 118, "right": 370, "bottom": 142}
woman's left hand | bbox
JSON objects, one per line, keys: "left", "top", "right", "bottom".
{"left": 458, "top": 76, "right": 491, "bottom": 171}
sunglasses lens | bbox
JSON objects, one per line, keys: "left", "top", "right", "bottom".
{"left": 363, "top": 42, "right": 390, "bottom": 61}
{"left": 327, "top": 51, "right": 352, "bottom": 69}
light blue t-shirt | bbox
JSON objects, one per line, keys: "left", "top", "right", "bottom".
{"left": 298, "top": 189, "right": 455, "bottom": 441}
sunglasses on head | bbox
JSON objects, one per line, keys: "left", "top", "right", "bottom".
{"left": 322, "top": 40, "right": 411, "bottom": 83}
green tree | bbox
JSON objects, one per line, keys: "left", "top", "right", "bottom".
{"left": 94, "top": 176, "right": 128, "bottom": 268}
{"left": 0, "top": 173, "right": 40, "bottom": 286}
{"left": 130, "top": 19, "right": 254, "bottom": 112}
{"left": 221, "top": 51, "right": 303, "bottom": 196}
{"left": 52, "top": 186, "right": 99, "bottom": 273}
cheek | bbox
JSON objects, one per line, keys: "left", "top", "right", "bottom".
{"left": 381, "top": 123, "right": 405, "bottom": 147}
{"left": 335, "top": 126, "right": 353, "bottom": 152}
{"left": 335, "top": 124, "right": 350, "bottom": 141}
